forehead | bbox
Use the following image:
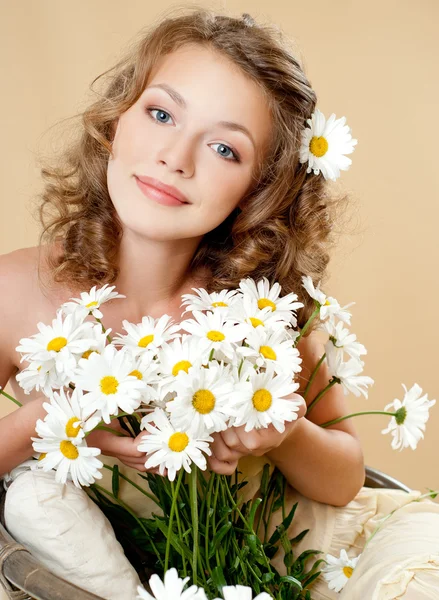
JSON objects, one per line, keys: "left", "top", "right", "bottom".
{"left": 144, "top": 43, "right": 273, "bottom": 155}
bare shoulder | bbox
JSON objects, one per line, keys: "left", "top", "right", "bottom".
{"left": 0, "top": 243, "right": 65, "bottom": 370}
{"left": 295, "top": 329, "right": 326, "bottom": 395}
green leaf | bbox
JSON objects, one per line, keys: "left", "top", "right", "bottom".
{"left": 211, "top": 565, "right": 227, "bottom": 592}
{"left": 279, "top": 574, "right": 302, "bottom": 589}
{"left": 290, "top": 528, "right": 309, "bottom": 545}
{"left": 209, "top": 522, "right": 232, "bottom": 558}
{"left": 248, "top": 497, "right": 262, "bottom": 530}
{"left": 267, "top": 502, "right": 298, "bottom": 546}
{"left": 112, "top": 465, "right": 119, "bottom": 499}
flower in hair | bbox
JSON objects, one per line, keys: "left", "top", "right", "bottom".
{"left": 299, "top": 108, "right": 357, "bottom": 181}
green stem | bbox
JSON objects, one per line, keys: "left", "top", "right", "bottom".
{"left": 320, "top": 410, "right": 397, "bottom": 428}
{"left": 102, "top": 464, "right": 161, "bottom": 509}
{"left": 164, "top": 469, "right": 184, "bottom": 572}
{"left": 95, "top": 317, "right": 113, "bottom": 343}
{"left": 295, "top": 306, "right": 320, "bottom": 345}
{"left": 94, "top": 425, "right": 129, "bottom": 437}
{"left": 306, "top": 378, "right": 338, "bottom": 415}
{"left": 303, "top": 353, "right": 326, "bottom": 400}
{"left": 221, "top": 477, "right": 273, "bottom": 575}
{"left": 189, "top": 467, "right": 199, "bottom": 581}
{"left": 205, "top": 472, "right": 215, "bottom": 573}
{"left": 0, "top": 388, "right": 22, "bottom": 407}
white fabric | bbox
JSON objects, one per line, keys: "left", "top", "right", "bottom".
{"left": 3, "top": 468, "right": 141, "bottom": 600}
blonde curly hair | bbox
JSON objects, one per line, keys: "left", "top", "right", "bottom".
{"left": 36, "top": 5, "right": 354, "bottom": 331}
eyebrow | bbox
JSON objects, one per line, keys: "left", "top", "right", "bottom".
{"left": 147, "top": 83, "right": 256, "bottom": 149}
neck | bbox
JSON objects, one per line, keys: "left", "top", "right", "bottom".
{"left": 113, "top": 229, "right": 205, "bottom": 319}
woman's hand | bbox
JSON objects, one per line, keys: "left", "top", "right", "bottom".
{"left": 207, "top": 393, "right": 307, "bottom": 475}
{"left": 86, "top": 418, "right": 159, "bottom": 473}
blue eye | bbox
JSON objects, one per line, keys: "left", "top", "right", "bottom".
{"left": 210, "top": 143, "right": 240, "bottom": 162}
{"left": 147, "top": 108, "right": 173, "bottom": 124}
{"left": 146, "top": 107, "right": 241, "bottom": 163}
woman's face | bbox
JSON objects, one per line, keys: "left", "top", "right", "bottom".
{"left": 107, "top": 43, "right": 273, "bottom": 242}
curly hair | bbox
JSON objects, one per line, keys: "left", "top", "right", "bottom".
{"left": 35, "top": 5, "right": 354, "bottom": 332}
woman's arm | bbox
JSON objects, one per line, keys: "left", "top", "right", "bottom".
{"left": 0, "top": 397, "right": 48, "bottom": 477}
{"left": 267, "top": 330, "right": 365, "bottom": 506}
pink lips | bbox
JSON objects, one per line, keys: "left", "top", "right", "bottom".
{"left": 134, "top": 175, "right": 188, "bottom": 207}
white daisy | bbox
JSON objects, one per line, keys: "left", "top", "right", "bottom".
{"left": 16, "top": 310, "right": 96, "bottom": 383}
{"left": 179, "top": 310, "right": 247, "bottom": 361}
{"left": 15, "top": 360, "right": 62, "bottom": 396}
{"left": 181, "top": 287, "right": 240, "bottom": 315}
{"left": 238, "top": 278, "right": 304, "bottom": 327}
{"left": 167, "top": 362, "right": 237, "bottom": 435}
{"left": 299, "top": 108, "right": 358, "bottom": 182}
{"left": 36, "top": 387, "right": 101, "bottom": 443}
{"left": 31, "top": 437, "right": 103, "bottom": 488}
{"left": 301, "top": 276, "right": 354, "bottom": 325}
{"left": 322, "top": 549, "right": 360, "bottom": 592}
{"left": 138, "top": 408, "right": 213, "bottom": 481}
{"left": 232, "top": 368, "right": 301, "bottom": 433}
{"left": 325, "top": 342, "right": 374, "bottom": 399}
{"left": 61, "top": 283, "right": 126, "bottom": 320}
{"left": 157, "top": 336, "right": 205, "bottom": 398}
{"left": 126, "top": 352, "right": 160, "bottom": 405}
{"left": 136, "top": 568, "right": 207, "bottom": 600}
{"left": 73, "top": 344, "right": 147, "bottom": 423}
{"left": 112, "top": 315, "right": 181, "bottom": 359}
{"left": 230, "top": 294, "right": 286, "bottom": 336}
{"left": 214, "top": 585, "right": 272, "bottom": 600}
{"left": 322, "top": 321, "right": 367, "bottom": 361}
{"left": 381, "top": 383, "right": 436, "bottom": 451}
{"left": 238, "top": 327, "right": 302, "bottom": 376}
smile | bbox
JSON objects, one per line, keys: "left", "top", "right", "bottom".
{"left": 135, "top": 176, "right": 188, "bottom": 207}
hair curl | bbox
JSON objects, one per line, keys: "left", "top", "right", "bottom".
{"left": 36, "top": 5, "right": 354, "bottom": 332}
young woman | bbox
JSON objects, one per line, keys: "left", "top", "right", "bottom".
{"left": 1, "top": 9, "right": 438, "bottom": 600}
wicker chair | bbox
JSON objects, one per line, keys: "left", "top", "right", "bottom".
{"left": 0, "top": 466, "right": 410, "bottom": 600}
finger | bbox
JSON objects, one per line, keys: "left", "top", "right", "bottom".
{"left": 207, "top": 454, "right": 238, "bottom": 476}
{"left": 220, "top": 428, "right": 247, "bottom": 453}
{"left": 211, "top": 433, "right": 244, "bottom": 462}
{"left": 235, "top": 428, "right": 264, "bottom": 455}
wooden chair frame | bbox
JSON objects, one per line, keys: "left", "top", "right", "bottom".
{"left": 0, "top": 466, "right": 411, "bottom": 600}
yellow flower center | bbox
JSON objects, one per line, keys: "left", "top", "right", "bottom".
{"left": 324, "top": 299, "right": 331, "bottom": 306}
{"left": 192, "top": 389, "right": 215, "bottom": 414}
{"left": 128, "top": 369, "right": 143, "bottom": 380}
{"left": 172, "top": 360, "right": 192, "bottom": 377}
{"left": 343, "top": 566, "right": 354, "bottom": 579}
{"left": 309, "top": 136, "right": 329, "bottom": 157}
{"left": 138, "top": 334, "right": 154, "bottom": 348}
{"left": 47, "top": 336, "right": 68, "bottom": 352}
{"left": 65, "top": 417, "right": 81, "bottom": 438}
{"left": 38, "top": 452, "right": 46, "bottom": 461}
{"left": 257, "top": 298, "right": 276, "bottom": 311}
{"left": 207, "top": 330, "right": 225, "bottom": 342}
{"left": 211, "top": 301, "right": 228, "bottom": 308}
{"left": 82, "top": 349, "right": 97, "bottom": 359}
{"left": 249, "top": 317, "right": 264, "bottom": 328}
{"left": 86, "top": 300, "right": 99, "bottom": 308}
{"left": 37, "top": 366, "right": 42, "bottom": 371}
{"left": 100, "top": 375, "right": 119, "bottom": 395}
{"left": 252, "top": 389, "right": 273, "bottom": 412}
{"left": 260, "top": 345, "right": 277, "bottom": 360}
{"left": 168, "top": 432, "right": 190, "bottom": 452}
{"left": 60, "top": 440, "right": 79, "bottom": 460}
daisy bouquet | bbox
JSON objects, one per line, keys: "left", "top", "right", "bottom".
{"left": 1, "top": 276, "right": 436, "bottom": 599}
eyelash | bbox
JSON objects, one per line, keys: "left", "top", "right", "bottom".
{"left": 146, "top": 107, "right": 241, "bottom": 163}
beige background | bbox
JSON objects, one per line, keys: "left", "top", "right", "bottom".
{"left": 0, "top": 0, "right": 437, "bottom": 492}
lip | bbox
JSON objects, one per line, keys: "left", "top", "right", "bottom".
{"left": 134, "top": 175, "right": 189, "bottom": 206}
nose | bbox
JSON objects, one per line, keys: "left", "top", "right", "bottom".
{"left": 156, "top": 132, "right": 196, "bottom": 177}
